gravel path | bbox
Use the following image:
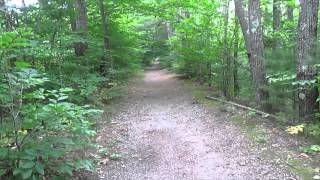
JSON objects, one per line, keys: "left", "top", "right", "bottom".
{"left": 97, "top": 68, "right": 298, "bottom": 180}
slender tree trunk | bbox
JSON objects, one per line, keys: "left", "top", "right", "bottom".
{"left": 273, "top": 0, "right": 281, "bottom": 49}
{"left": 20, "top": 0, "right": 28, "bottom": 25}
{"left": 207, "top": 61, "right": 212, "bottom": 87}
{"left": 4, "top": 9, "right": 16, "bottom": 31}
{"left": 287, "top": 5, "right": 294, "bottom": 21}
{"left": 0, "top": 0, "right": 4, "bottom": 122}
{"left": 222, "top": 0, "right": 232, "bottom": 99}
{"left": 165, "top": 21, "right": 173, "bottom": 39}
{"left": 74, "top": 0, "right": 88, "bottom": 56}
{"left": 296, "top": 0, "right": 319, "bottom": 121}
{"left": 1, "top": 2, "right": 18, "bottom": 31}
{"left": 262, "top": 4, "right": 269, "bottom": 38}
{"left": 234, "top": 0, "right": 270, "bottom": 110}
{"left": 233, "top": 16, "right": 240, "bottom": 96}
{"left": 97, "top": 0, "right": 110, "bottom": 76}
{"left": 198, "top": 62, "right": 204, "bottom": 84}
{"left": 97, "top": 0, "right": 110, "bottom": 50}
{"left": 0, "top": 0, "right": 5, "bottom": 30}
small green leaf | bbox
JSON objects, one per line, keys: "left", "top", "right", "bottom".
{"left": 49, "top": 99, "right": 57, "bottom": 103}
{"left": 15, "top": 61, "right": 31, "bottom": 68}
{"left": 0, "top": 148, "right": 8, "bottom": 159}
{"left": 59, "top": 88, "right": 73, "bottom": 92}
{"left": 60, "top": 138, "right": 74, "bottom": 145}
{"left": 110, "top": 153, "right": 122, "bottom": 160}
{"left": 310, "top": 145, "right": 320, "bottom": 152}
{"left": 25, "top": 149, "right": 37, "bottom": 156}
{"left": 20, "top": 161, "right": 35, "bottom": 169}
{"left": 75, "top": 160, "right": 94, "bottom": 171}
{"left": 0, "top": 168, "right": 6, "bottom": 176}
{"left": 13, "top": 168, "right": 22, "bottom": 176}
{"left": 35, "top": 163, "right": 45, "bottom": 175}
{"left": 58, "top": 96, "right": 69, "bottom": 101}
{"left": 22, "top": 155, "right": 36, "bottom": 160}
{"left": 22, "top": 169, "right": 33, "bottom": 179}
{"left": 58, "top": 164, "right": 73, "bottom": 176}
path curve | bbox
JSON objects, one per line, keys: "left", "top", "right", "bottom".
{"left": 97, "top": 68, "right": 297, "bottom": 180}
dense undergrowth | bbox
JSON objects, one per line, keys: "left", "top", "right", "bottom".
{"left": 0, "top": 1, "right": 149, "bottom": 179}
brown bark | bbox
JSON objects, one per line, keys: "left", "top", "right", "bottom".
{"left": 234, "top": 0, "right": 270, "bottom": 110}
{"left": 296, "top": 0, "right": 319, "bottom": 121}
{"left": 74, "top": 0, "right": 88, "bottom": 56}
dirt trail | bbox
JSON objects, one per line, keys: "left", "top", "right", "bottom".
{"left": 97, "top": 68, "right": 298, "bottom": 180}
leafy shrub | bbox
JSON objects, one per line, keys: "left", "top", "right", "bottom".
{"left": 305, "top": 123, "right": 320, "bottom": 138}
{"left": 0, "top": 31, "right": 102, "bottom": 179}
{"left": 0, "top": 67, "right": 102, "bottom": 179}
{"left": 303, "top": 145, "right": 320, "bottom": 154}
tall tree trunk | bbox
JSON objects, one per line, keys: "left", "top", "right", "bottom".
{"left": 222, "top": 0, "right": 232, "bottom": 99}
{"left": 97, "top": 0, "right": 110, "bottom": 50}
{"left": 97, "top": 0, "right": 110, "bottom": 76}
{"left": 0, "top": 0, "right": 5, "bottom": 30}
{"left": 273, "top": 0, "right": 281, "bottom": 49}
{"left": 0, "top": 0, "right": 4, "bottom": 122}
{"left": 233, "top": 16, "right": 240, "bottom": 97}
{"left": 74, "top": 0, "right": 88, "bottom": 56}
{"left": 234, "top": 0, "right": 270, "bottom": 110}
{"left": 296, "top": 0, "right": 319, "bottom": 121}
{"left": 165, "top": 21, "right": 173, "bottom": 39}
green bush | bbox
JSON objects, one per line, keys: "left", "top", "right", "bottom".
{"left": 0, "top": 31, "right": 102, "bottom": 179}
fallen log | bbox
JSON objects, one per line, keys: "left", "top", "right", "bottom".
{"left": 205, "top": 95, "right": 278, "bottom": 119}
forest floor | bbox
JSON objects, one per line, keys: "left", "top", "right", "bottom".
{"left": 91, "top": 66, "right": 320, "bottom": 180}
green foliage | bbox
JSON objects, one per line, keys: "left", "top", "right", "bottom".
{"left": 0, "top": 0, "right": 148, "bottom": 178}
{"left": 303, "top": 145, "right": 320, "bottom": 154}
{"left": 0, "top": 71, "right": 100, "bottom": 179}
{"left": 305, "top": 123, "right": 320, "bottom": 138}
{"left": 109, "top": 153, "right": 122, "bottom": 161}
{"left": 0, "top": 67, "right": 101, "bottom": 179}
{"left": 0, "top": 30, "right": 102, "bottom": 179}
